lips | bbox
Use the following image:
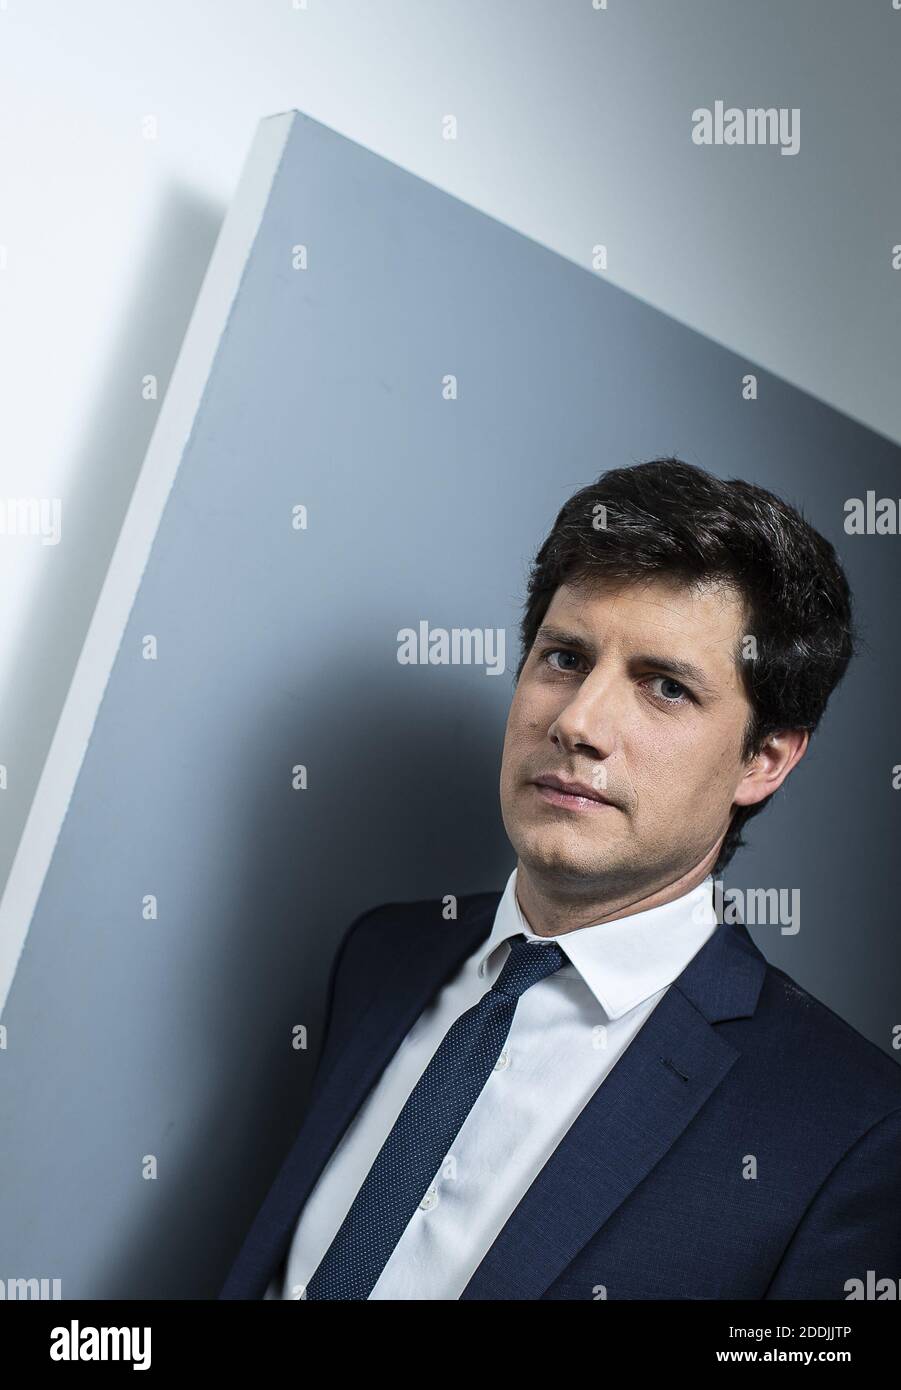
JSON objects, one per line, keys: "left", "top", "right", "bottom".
{"left": 532, "top": 773, "right": 614, "bottom": 806}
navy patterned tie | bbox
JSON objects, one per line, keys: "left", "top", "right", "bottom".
{"left": 302, "top": 931, "right": 567, "bottom": 1299}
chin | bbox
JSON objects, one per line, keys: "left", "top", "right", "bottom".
{"left": 516, "top": 828, "right": 616, "bottom": 883}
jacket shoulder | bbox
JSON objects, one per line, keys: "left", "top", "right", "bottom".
{"left": 340, "top": 889, "right": 502, "bottom": 951}
{"left": 753, "top": 957, "right": 901, "bottom": 1115}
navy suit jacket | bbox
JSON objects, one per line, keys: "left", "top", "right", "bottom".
{"left": 219, "top": 890, "right": 901, "bottom": 1300}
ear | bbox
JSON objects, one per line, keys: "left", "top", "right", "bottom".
{"left": 732, "top": 728, "right": 810, "bottom": 810}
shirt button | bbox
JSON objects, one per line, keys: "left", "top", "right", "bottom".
{"left": 419, "top": 1188, "right": 439, "bottom": 1211}
{"left": 494, "top": 1048, "right": 510, "bottom": 1071}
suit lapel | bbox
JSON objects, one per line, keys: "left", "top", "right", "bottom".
{"left": 460, "top": 912, "right": 767, "bottom": 1299}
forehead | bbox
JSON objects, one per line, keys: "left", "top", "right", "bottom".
{"left": 542, "top": 576, "right": 746, "bottom": 665}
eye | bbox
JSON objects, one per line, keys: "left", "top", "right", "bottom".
{"left": 644, "top": 675, "right": 693, "bottom": 705}
{"left": 542, "top": 648, "right": 587, "bottom": 674}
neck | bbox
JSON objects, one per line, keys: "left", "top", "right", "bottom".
{"left": 514, "top": 848, "right": 719, "bottom": 937}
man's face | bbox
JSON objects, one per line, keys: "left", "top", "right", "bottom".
{"left": 499, "top": 575, "right": 758, "bottom": 901}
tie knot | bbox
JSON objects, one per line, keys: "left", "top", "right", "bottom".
{"left": 490, "top": 933, "right": 567, "bottom": 1000}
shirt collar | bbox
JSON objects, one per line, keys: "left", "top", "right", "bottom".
{"left": 475, "top": 866, "right": 719, "bottom": 1020}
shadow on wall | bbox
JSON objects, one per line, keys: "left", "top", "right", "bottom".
{"left": 0, "top": 184, "right": 224, "bottom": 895}
{"left": 92, "top": 664, "right": 512, "bottom": 1297}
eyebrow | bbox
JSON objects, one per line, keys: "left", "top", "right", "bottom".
{"left": 533, "top": 624, "right": 719, "bottom": 697}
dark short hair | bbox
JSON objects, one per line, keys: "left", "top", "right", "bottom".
{"left": 515, "top": 457, "right": 856, "bottom": 873}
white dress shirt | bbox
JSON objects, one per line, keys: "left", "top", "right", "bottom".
{"left": 267, "top": 866, "right": 718, "bottom": 1299}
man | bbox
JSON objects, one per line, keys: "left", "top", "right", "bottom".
{"left": 219, "top": 457, "right": 901, "bottom": 1300}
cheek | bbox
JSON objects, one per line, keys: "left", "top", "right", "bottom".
{"left": 625, "top": 725, "right": 707, "bottom": 800}
{"left": 632, "top": 724, "right": 740, "bottom": 806}
{"left": 506, "top": 686, "right": 548, "bottom": 740}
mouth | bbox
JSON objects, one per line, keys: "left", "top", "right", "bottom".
{"left": 530, "top": 773, "right": 618, "bottom": 813}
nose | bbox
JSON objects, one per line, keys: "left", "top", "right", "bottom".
{"left": 546, "top": 668, "right": 622, "bottom": 762}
